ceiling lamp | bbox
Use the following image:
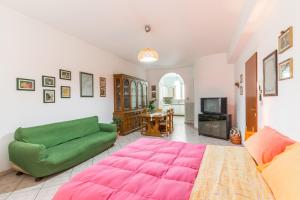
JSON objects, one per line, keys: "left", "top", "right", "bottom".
{"left": 138, "top": 48, "right": 159, "bottom": 63}
{"left": 138, "top": 25, "right": 159, "bottom": 63}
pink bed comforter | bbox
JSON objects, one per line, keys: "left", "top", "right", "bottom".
{"left": 53, "top": 138, "right": 206, "bottom": 200}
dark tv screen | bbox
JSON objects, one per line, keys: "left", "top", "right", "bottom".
{"left": 201, "top": 98, "right": 227, "bottom": 114}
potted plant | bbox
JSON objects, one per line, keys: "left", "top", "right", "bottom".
{"left": 148, "top": 99, "right": 156, "bottom": 113}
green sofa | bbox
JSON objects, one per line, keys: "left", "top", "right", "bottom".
{"left": 8, "top": 116, "right": 117, "bottom": 178}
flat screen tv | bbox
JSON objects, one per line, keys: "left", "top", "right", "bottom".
{"left": 201, "top": 97, "right": 227, "bottom": 115}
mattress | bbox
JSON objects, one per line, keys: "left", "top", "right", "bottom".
{"left": 53, "top": 138, "right": 206, "bottom": 200}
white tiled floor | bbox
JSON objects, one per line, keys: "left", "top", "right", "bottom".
{"left": 0, "top": 117, "right": 233, "bottom": 200}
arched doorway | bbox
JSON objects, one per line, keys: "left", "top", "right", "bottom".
{"left": 158, "top": 73, "right": 185, "bottom": 116}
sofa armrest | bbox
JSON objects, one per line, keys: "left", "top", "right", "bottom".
{"left": 9, "top": 141, "right": 47, "bottom": 165}
{"left": 99, "top": 123, "right": 117, "bottom": 132}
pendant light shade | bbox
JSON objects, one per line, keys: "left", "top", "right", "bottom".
{"left": 138, "top": 25, "right": 159, "bottom": 63}
{"left": 138, "top": 48, "right": 159, "bottom": 63}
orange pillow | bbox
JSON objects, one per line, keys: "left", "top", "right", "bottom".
{"left": 262, "top": 143, "right": 300, "bottom": 200}
{"left": 244, "top": 126, "right": 295, "bottom": 165}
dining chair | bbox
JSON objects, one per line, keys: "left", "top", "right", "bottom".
{"left": 159, "top": 111, "right": 171, "bottom": 136}
{"left": 169, "top": 108, "right": 174, "bottom": 133}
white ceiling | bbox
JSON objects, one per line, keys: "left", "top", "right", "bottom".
{"left": 0, "top": 0, "right": 246, "bottom": 68}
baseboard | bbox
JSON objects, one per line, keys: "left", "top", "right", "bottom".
{"left": 184, "top": 120, "right": 194, "bottom": 124}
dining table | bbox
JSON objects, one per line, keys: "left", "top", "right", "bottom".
{"left": 140, "top": 112, "right": 167, "bottom": 137}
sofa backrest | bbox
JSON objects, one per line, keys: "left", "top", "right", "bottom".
{"left": 15, "top": 116, "right": 100, "bottom": 148}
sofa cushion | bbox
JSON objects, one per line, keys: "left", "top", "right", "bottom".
{"left": 15, "top": 116, "right": 100, "bottom": 148}
{"left": 46, "top": 131, "right": 116, "bottom": 165}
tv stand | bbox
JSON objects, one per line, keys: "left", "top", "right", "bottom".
{"left": 198, "top": 114, "right": 232, "bottom": 140}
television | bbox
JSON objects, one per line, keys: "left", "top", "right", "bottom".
{"left": 201, "top": 97, "right": 227, "bottom": 115}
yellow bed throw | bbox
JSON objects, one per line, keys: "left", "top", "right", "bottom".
{"left": 190, "top": 145, "right": 274, "bottom": 200}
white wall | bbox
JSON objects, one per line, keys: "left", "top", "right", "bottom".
{"left": 234, "top": 0, "right": 300, "bottom": 141}
{"left": 0, "top": 6, "right": 145, "bottom": 172}
{"left": 193, "top": 53, "right": 235, "bottom": 128}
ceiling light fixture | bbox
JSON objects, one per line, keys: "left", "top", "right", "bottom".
{"left": 138, "top": 25, "right": 159, "bottom": 63}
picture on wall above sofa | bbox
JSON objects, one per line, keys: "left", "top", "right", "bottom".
{"left": 16, "top": 78, "right": 35, "bottom": 91}
{"left": 42, "top": 76, "right": 56, "bottom": 87}
{"left": 80, "top": 72, "right": 94, "bottom": 97}
{"left": 44, "top": 89, "right": 55, "bottom": 103}
{"left": 61, "top": 86, "right": 71, "bottom": 98}
{"left": 60, "top": 69, "right": 71, "bottom": 80}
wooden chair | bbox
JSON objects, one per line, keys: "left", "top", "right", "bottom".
{"left": 169, "top": 108, "right": 174, "bottom": 133}
{"left": 159, "top": 111, "right": 171, "bottom": 136}
{"left": 140, "top": 116, "right": 148, "bottom": 135}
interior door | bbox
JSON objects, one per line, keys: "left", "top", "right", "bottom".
{"left": 245, "top": 52, "right": 258, "bottom": 140}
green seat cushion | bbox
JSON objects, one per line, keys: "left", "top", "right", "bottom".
{"left": 46, "top": 131, "right": 116, "bottom": 165}
{"left": 15, "top": 116, "right": 100, "bottom": 148}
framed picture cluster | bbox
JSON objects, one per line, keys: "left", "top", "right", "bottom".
{"left": 263, "top": 26, "right": 294, "bottom": 97}
{"left": 151, "top": 85, "right": 156, "bottom": 99}
{"left": 16, "top": 68, "right": 106, "bottom": 102}
{"left": 278, "top": 26, "right": 294, "bottom": 81}
{"left": 59, "top": 69, "right": 71, "bottom": 100}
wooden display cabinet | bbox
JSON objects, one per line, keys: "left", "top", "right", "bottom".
{"left": 113, "top": 74, "right": 148, "bottom": 135}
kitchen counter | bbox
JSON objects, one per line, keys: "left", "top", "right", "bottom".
{"left": 162, "top": 104, "right": 185, "bottom": 115}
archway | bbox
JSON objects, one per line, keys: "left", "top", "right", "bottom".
{"left": 158, "top": 73, "right": 185, "bottom": 116}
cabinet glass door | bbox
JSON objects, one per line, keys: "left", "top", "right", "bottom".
{"left": 131, "top": 81, "right": 137, "bottom": 109}
{"left": 138, "top": 82, "right": 142, "bottom": 108}
{"left": 124, "top": 79, "right": 130, "bottom": 110}
{"left": 116, "top": 78, "right": 121, "bottom": 111}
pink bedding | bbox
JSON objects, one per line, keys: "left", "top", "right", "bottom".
{"left": 53, "top": 138, "right": 206, "bottom": 200}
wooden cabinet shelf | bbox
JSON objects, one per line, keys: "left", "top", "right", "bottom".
{"left": 113, "top": 74, "right": 148, "bottom": 135}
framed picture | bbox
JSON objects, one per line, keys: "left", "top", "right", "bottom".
{"left": 279, "top": 58, "right": 293, "bottom": 80}
{"left": 42, "top": 76, "right": 55, "bottom": 87}
{"left": 151, "top": 85, "right": 156, "bottom": 91}
{"left": 43, "top": 89, "right": 55, "bottom": 103}
{"left": 240, "top": 74, "right": 243, "bottom": 83}
{"left": 240, "top": 86, "right": 243, "bottom": 95}
{"left": 151, "top": 92, "right": 156, "bottom": 99}
{"left": 263, "top": 50, "right": 278, "bottom": 96}
{"left": 61, "top": 86, "right": 71, "bottom": 98}
{"left": 59, "top": 69, "right": 71, "bottom": 80}
{"left": 278, "top": 26, "right": 293, "bottom": 54}
{"left": 16, "top": 78, "right": 35, "bottom": 91}
{"left": 99, "top": 77, "right": 106, "bottom": 97}
{"left": 80, "top": 72, "right": 94, "bottom": 97}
